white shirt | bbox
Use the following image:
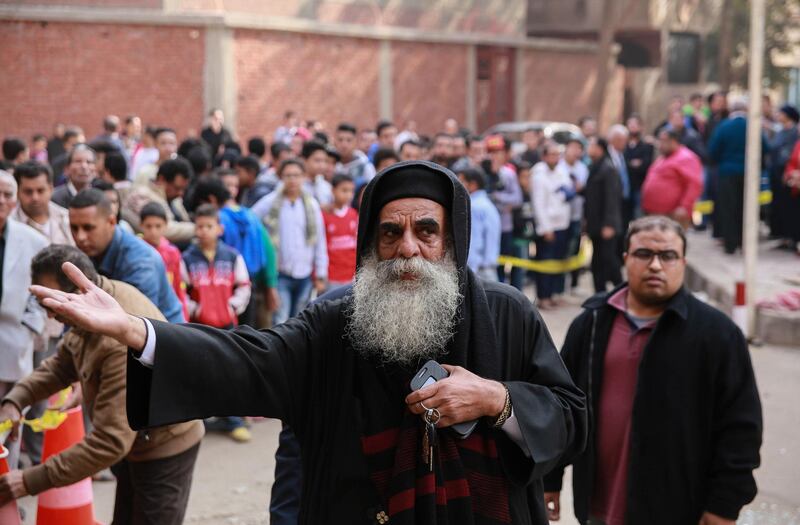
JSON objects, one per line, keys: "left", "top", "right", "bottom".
{"left": 557, "top": 159, "right": 589, "bottom": 222}
{"left": 250, "top": 191, "right": 328, "bottom": 280}
{"left": 531, "top": 161, "right": 572, "bottom": 234}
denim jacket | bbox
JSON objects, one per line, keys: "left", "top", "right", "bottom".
{"left": 98, "top": 227, "right": 185, "bottom": 323}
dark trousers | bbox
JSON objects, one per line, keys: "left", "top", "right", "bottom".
{"left": 590, "top": 235, "right": 623, "bottom": 293}
{"left": 706, "top": 166, "right": 722, "bottom": 238}
{"left": 717, "top": 175, "right": 744, "bottom": 253}
{"left": 110, "top": 442, "right": 200, "bottom": 525}
{"left": 567, "top": 220, "right": 582, "bottom": 288}
{"left": 269, "top": 424, "right": 303, "bottom": 525}
{"left": 509, "top": 239, "right": 529, "bottom": 291}
{"left": 496, "top": 232, "right": 515, "bottom": 285}
{"left": 534, "top": 229, "right": 569, "bottom": 300}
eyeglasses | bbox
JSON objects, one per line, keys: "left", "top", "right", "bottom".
{"left": 629, "top": 248, "right": 682, "bottom": 265}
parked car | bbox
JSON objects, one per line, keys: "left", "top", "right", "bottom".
{"left": 484, "top": 121, "right": 583, "bottom": 156}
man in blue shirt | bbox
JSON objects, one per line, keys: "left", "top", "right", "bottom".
{"left": 68, "top": 188, "right": 184, "bottom": 323}
{"left": 457, "top": 167, "right": 501, "bottom": 281}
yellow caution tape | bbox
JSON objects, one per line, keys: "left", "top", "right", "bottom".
{"left": 0, "top": 387, "right": 72, "bottom": 435}
{"left": 694, "top": 190, "right": 772, "bottom": 215}
{"left": 497, "top": 240, "right": 591, "bottom": 274}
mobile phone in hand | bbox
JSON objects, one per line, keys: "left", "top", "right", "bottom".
{"left": 410, "top": 360, "right": 478, "bottom": 439}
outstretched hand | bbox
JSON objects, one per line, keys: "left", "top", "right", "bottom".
{"left": 30, "top": 262, "right": 147, "bottom": 350}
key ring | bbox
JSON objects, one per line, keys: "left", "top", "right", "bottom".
{"left": 424, "top": 407, "right": 441, "bottom": 425}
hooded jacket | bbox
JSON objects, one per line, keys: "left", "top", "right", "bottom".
{"left": 543, "top": 284, "right": 762, "bottom": 524}
{"left": 126, "top": 160, "right": 586, "bottom": 524}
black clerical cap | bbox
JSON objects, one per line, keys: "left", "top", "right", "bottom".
{"left": 371, "top": 166, "right": 453, "bottom": 215}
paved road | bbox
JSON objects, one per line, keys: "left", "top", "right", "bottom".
{"left": 18, "top": 275, "right": 800, "bottom": 524}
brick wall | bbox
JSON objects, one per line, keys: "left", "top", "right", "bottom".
{"left": 0, "top": 20, "right": 204, "bottom": 141}
{"left": 521, "top": 49, "right": 599, "bottom": 124}
{"left": 391, "top": 41, "right": 467, "bottom": 133}
{"left": 234, "top": 29, "right": 381, "bottom": 141}
{"left": 0, "top": 17, "right": 610, "bottom": 148}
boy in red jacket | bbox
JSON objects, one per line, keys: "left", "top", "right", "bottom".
{"left": 139, "top": 202, "right": 189, "bottom": 321}
{"left": 321, "top": 174, "right": 358, "bottom": 288}
{"left": 181, "top": 204, "right": 252, "bottom": 441}
{"left": 182, "top": 204, "right": 251, "bottom": 329}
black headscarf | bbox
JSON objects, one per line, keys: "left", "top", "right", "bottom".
{"left": 354, "top": 161, "right": 509, "bottom": 525}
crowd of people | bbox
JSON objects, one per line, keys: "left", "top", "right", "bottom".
{"left": 0, "top": 93, "right": 778, "bottom": 524}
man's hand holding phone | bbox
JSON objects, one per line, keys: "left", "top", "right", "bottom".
{"left": 405, "top": 364, "right": 506, "bottom": 430}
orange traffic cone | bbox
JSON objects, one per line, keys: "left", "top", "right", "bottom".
{"left": 36, "top": 406, "right": 98, "bottom": 525}
{"left": 0, "top": 445, "right": 22, "bottom": 524}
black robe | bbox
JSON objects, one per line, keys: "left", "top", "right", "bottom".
{"left": 127, "top": 279, "right": 586, "bottom": 524}
{"left": 127, "top": 161, "right": 587, "bottom": 524}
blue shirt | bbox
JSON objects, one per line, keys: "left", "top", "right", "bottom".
{"left": 467, "top": 190, "right": 502, "bottom": 271}
{"left": 98, "top": 227, "right": 185, "bottom": 323}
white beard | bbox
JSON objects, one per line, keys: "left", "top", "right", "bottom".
{"left": 347, "top": 251, "right": 462, "bottom": 366}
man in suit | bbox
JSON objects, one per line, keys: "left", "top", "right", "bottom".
{"left": 0, "top": 170, "right": 48, "bottom": 468}
{"left": 51, "top": 144, "right": 96, "bottom": 209}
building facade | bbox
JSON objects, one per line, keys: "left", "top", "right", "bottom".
{"left": 0, "top": 0, "right": 624, "bottom": 142}
{"left": 527, "top": 0, "right": 725, "bottom": 129}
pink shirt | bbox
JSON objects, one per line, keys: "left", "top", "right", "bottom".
{"left": 591, "top": 287, "right": 658, "bottom": 525}
{"left": 641, "top": 145, "right": 703, "bottom": 215}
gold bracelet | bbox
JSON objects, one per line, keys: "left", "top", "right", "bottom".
{"left": 490, "top": 383, "right": 512, "bottom": 428}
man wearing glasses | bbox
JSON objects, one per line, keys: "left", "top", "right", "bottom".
{"left": 543, "top": 216, "right": 763, "bottom": 525}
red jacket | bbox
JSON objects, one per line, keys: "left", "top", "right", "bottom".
{"left": 785, "top": 141, "right": 800, "bottom": 197}
{"left": 641, "top": 145, "right": 703, "bottom": 215}
{"left": 153, "top": 237, "right": 189, "bottom": 321}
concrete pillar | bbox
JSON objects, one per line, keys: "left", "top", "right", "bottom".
{"left": 379, "top": 39, "right": 393, "bottom": 121}
{"left": 514, "top": 46, "right": 526, "bottom": 121}
{"left": 466, "top": 44, "right": 477, "bottom": 131}
{"left": 204, "top": 25, "right": 237, "bottom": 134}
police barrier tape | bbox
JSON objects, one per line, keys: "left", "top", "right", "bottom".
{"left": 497, "top": 239, "right": 591, "bottom": 274}
{"left": 498, "top": 188, "right": 773, "bottom": 274}
{"left": 0, "top": 387, "right": 71, "bottom": 436}
{"left": 693, "top": 190, "right": 772, "bottom": 215}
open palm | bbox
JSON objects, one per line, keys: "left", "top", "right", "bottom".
{"left": 30, "top": 262, "right": 130, "bottom": 339}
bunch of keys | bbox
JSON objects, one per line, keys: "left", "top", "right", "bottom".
{"left": 421, "top": 407, "right": 440, "bottom": 471}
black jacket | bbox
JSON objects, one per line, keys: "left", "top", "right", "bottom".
{"left": 623, "top": 140, "right": 654, "bottom": 192}
{"left": 543, "top": 285, "right": 762, "bottom": 525}
{"left": 678, "top": 127, "right": 708, "bottom": 163}
{"left": 582, "top": 158, "right": 622, "bottom": 238}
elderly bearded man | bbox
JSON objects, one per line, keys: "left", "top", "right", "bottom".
{"left": 32, "top": 161, "right": 587, "bottom": 525}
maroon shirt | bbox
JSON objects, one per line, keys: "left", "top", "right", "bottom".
{"left": 591, "top": 287, "right": 658, "bottom": 525}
